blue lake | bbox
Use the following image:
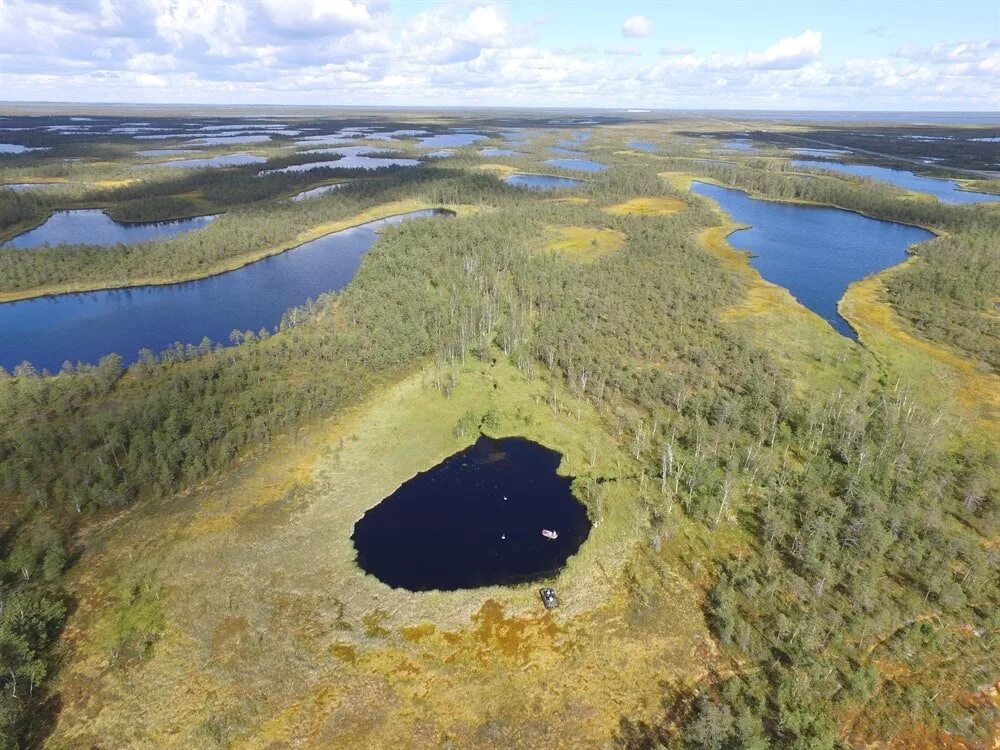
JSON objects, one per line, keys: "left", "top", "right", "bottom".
{"left": 723, "top": 140, "right": 757, "bottom": 151}
{"left": 352, "top": 435, "right": 591, "bottom": 591}
{"left": 0, "top": 210, "right": 446, "bottom": 371}
{"left": 691, "top": 181, "right": 933, "bottom": 338}
{"left": 791, "top": 160, "right": 1000, "bottom": 205}
{"left": 543, "top": 158, "right": 607, "bottom": 172}
{"left": 4, "top": 209, "right": 218, "bottom": 250}
{"left": 505, "top": 174, "right": 583, "bottom": 190}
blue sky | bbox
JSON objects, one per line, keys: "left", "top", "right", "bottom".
{"left": 1, "top": 0, "right": 998, "bottom": 110}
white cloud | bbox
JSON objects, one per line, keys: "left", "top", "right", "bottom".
{"left": 0, "top": 4, "right": 996, "bottom": 110}
{"left": 259, "top": 0, "right": 374, "bottom": 36}
{"left": 744, "top": 29, "right": 822, "bottom": 70}
{"left": 621, "top": 16, "right": 652, "bottom": 38}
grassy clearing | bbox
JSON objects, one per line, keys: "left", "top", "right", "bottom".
{"left": 841, "top": 267, "right": 1000, "bottom": 435}
{"left": 543, "top": 225, "right": 626, "bottom": 261}
{"left": 605, "top": 196, "right": 685, "bottom": 216}
{"left": 48, "top": 358, "right": 713, "bottom": 748}
{"left": 0, "top": 201, "right": 481, "bottom": 303}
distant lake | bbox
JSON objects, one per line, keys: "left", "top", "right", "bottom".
{"left": 419, "top": 133, "right": 488, "bottom": 148}
{"left": 290, "top": 183, "right": 345, "bottom": 201}
{"left": 548, "top": 146, "right": 583, "bottom": 156}
{"left": 424, "top": 149, "right": 455, "bottom": 158}
{"left": 505, "top": 174, "right": 583, "bottom": 190}
{"left": 791, "top": 160, "right": 1000, "bottom": 205}
{"left": 352, "top": 435, "right": 591, "bottom": 591}
{"left": 628, "top": 141, "right": 658, "bottom": 152}
{"left": 3, "top": 183, "right": 70, "bottom": 191}
{"left": 0, "top": 144, "right": 49, "bottom": 153}
{"left": 262, "top": 155, "right": 419, "bottom": 173}
{"left": 791, "top": 147, "right": 851, "bottom": 157}
{"left": 543, "top": 158, "right": 607, "bottom": 172}
{"left": 186, "top": 134, "right": 272, "bottom": 145}
{"left": 3, "top": 209, "right": 218, "bottom": 250}
{"left": 0, "top": 209, "right": 447, "bottom": 371}
{"left": 723, "top": 140, "right": 756, "bottom": 151}
{"left": 700, "top": 110, "right": 1000, "bottom": 125}
{"left": 141, "top": 153, "right": 267, "bottom": 169}
{"left": 479, "top": 148, "right": 523, "bottom": 157}
{"left": 691, "top": 181, "right": 932, "bottom": 338}
{"left": 136, "top": 148, "right": 196, "bottom": 157}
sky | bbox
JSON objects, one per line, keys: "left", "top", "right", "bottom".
{"left": 1, "top": 0, "right": 998, "bottom": 111}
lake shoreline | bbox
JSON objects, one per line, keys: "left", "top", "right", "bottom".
{"left": 0, "top": 201, "right": 475, "bottom": 303}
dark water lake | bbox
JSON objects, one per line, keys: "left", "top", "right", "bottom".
{"left": 691, "top": 181, "right": 933, "bottom": 338}
{"left": 791, "top": 159, "right": 1000, "bottom": 205}
{"left": 505, "top": 173, "right": 583, "bottom": 190}
{"left": 543, "top": 158, "right": 607, "bottom": 172}
{"left": 0, "top": 210, "right": 445, "bottom": 371}
{"left": 290, "top": 183, "right": 345, "bottom": 201}
{"left": 352, "top": 436, "right": 591, "bottom": 591}
{"left": 4, "top": 209, "right": 218, "bottom": 250}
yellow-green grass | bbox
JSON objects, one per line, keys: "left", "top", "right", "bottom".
{"left": 605, "top": 196, "right": 685, "bottom": 216}
{"left": 543, "top": 225, "right": 626, "bottom": 261}
{"left": 48, "top": 358, "right": 714, "bottom": 748}
{"left": 0, "top": 201, "right": 481, "bottom": 303}
{"left": 840, "top": 265, "right": 1000, "bottom": 436}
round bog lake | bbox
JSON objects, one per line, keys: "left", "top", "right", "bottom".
{"left": 352, "top": 435, "right": 591, "bottom": 591}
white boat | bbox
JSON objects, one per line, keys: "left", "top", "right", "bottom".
{"left": 541, "top": 529, "right": 558, "bottom": 540}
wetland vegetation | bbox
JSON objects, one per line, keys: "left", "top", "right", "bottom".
{"left": 0, "top": 107, "right": 997, "bottom": 750}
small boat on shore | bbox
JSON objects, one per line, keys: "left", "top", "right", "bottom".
{"left": 541, "top": 529, "right": 558, "bottom": 540}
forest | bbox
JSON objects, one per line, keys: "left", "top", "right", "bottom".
{"left": 1, "top": 113, "right": 997, "bottom": 749}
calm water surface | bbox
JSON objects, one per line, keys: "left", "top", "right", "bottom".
{"left": 543, "top": 158, "right": 607, "bottom": 172}
{"left": 691, "top": 181, "right": 932, "bottom": 338}
{"left": 141, "top": 153, "right": 267, "bottom": 169}
{"left": 791, "top": 159, "right": 1000, "bottom": 204}
{"left": 352, "top": 435, "right": 591, "bottom": 591}
{"left": 505, "top": 174, "right": 583, "bottom": 190}
{"left": 4, "top": 209, "right": 218, "bottom": 250}
{"left": 0, "top": 210, "right": 445, "bottom": 370}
